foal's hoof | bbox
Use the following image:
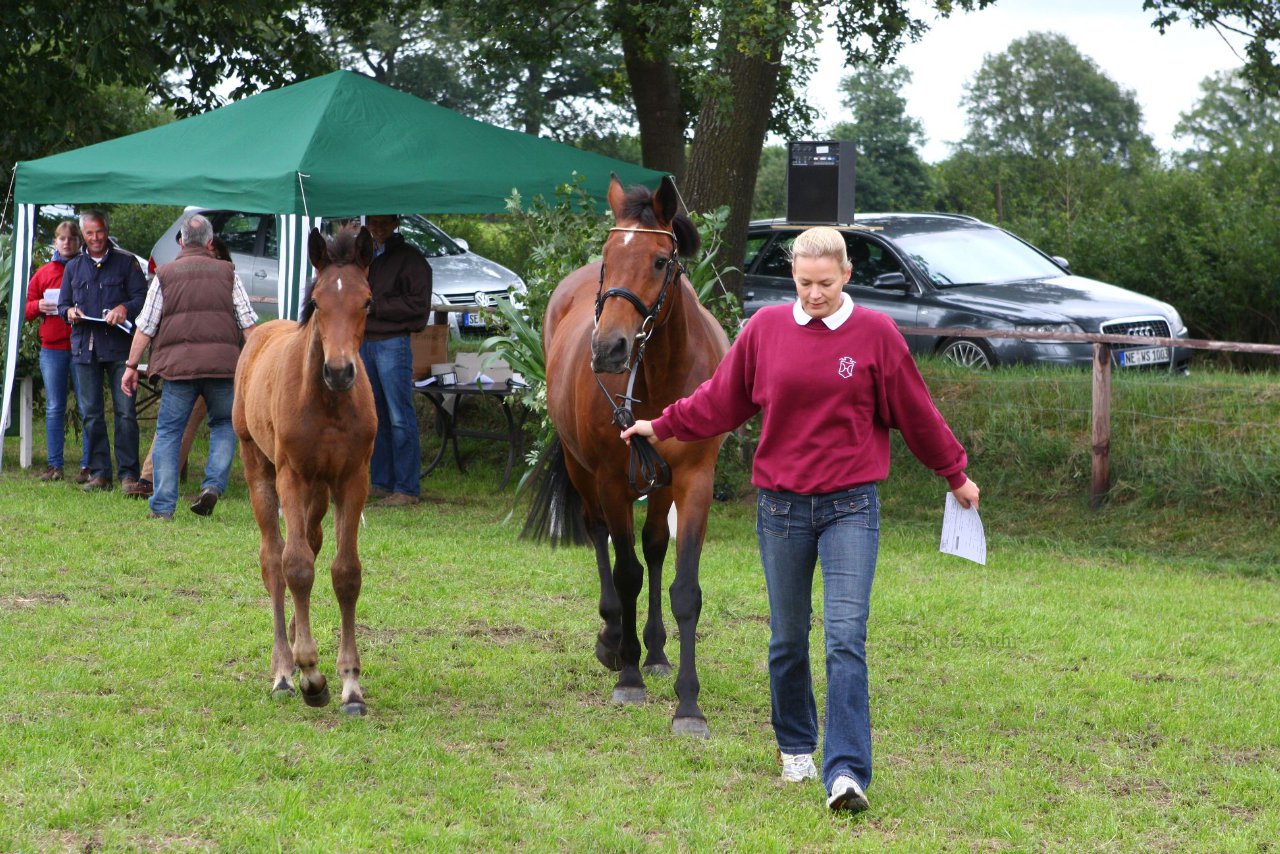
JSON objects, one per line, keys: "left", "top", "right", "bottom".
{"left": 595, "top": 638, "right": 622, "bottom": 672}
{"left": 301, "top": 683, "right": 331, "bottom": 708}
{"left": 270, "top": 677, "right": 296, "bottom": 700}
{"left": 643, "top": 662, "right": 673, "bottom": 677}
{"left": 672, "top": 716, "right": 710, "bottom": 739}
{"left": 341, "top": 701, "right": 368, "bottom": 717}
{"left": 611, "top": 685, "right": 647, "bottom": 705}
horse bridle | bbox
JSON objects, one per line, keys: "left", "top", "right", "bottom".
{"left": 592, "top": 226, "right": 685, "bottom": 495}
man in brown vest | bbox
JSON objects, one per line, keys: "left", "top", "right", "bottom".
{"left": 121, "top": 214, "right": 258, "bottom": 520}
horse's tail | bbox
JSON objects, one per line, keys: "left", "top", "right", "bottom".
{"left": 521, "top": 434, "right": 590, "bottom": 547}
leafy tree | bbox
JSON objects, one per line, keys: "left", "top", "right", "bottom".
{"left": 751, "top": 145, "right": 788, "bottom": 219}
{"left": 828, "top": 64, "right": 932, "bottom": 211}
{"left": 0, "top": 1, "right": 344, "bottom": 179}
{"left": 1174, "top": 69, "right": 1280, "bottom": 167}
{"left": 326, "top": 0, "right": 632, "bottom": 141}
{"left": 959, "top": 32, "right": 1154, "bottom": 164}
{"left": 1144, "top": 0, "right": 1280, "bottom": 94}
{"left": 634, "top": 0, "right": 997, "bottom": 295}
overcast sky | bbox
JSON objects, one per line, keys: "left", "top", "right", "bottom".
{"left": 802, "top": 0, "right": 1251, "bottom": 162}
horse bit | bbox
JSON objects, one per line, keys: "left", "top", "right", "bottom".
{"left": 592, "top": 226, "right": 685, "bottom": 495}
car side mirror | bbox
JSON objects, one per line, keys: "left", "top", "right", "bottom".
{"left": 454, "top": 237, "right": 470, "bottom": 252}
{"left": 1052, "top": 255, "right": 1069, "bottom": 270}
{"left": 872, "top": 272, "right": 909, "bottom": 290}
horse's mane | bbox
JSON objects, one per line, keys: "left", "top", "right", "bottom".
{"left": 619, "top": 185, "right": 701, "bottom": 259}
{"left": 299, "top": 229, "right": 362, "bottom": 325}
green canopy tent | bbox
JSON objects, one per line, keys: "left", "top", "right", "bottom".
{"left": 3, "top": 70, "right": 667, "bottom": 454}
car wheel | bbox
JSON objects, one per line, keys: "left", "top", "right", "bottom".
{"left": 938, "top": 338, "right": 996, "bottom": 369}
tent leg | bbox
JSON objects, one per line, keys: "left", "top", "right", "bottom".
{"left": 19, "top": 376, "right": 33, "bottom": 469}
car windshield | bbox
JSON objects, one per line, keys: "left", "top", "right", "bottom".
{"left": 398, "top": 216, "right": 465, "bottom": 258}
{"left": 892, "top": 227, "right": 1065, "bottom": 288}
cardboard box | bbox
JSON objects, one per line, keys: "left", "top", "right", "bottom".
{"left": 454, "top": 352, "right": 513, "bottom": 384}
{"left": 411, "top": 325, "right": 449, "bottom": 380}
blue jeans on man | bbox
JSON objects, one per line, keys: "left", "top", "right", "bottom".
{"left": 756, "top": 483, "right": 880, "bottom": 792}
{"left": 74, "top": 358, "right": 139, "bottom": 482}
{"left": 39, "top": 348, "right": 89, "bottom": 471}
{"left": 359, "top": 335, "right": 420, "bottom": 496}
{"left": 149, "top": 378, "right": 236, "bottom": 517}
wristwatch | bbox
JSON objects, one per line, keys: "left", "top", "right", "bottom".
{"left": 125, "top": 361, "right": 138, "bottom": 370}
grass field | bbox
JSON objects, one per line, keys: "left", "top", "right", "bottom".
{"left": 4, "top": 358, "right": 1280, "bottom": 851}
{"left": 2, "top": 412, "right": 1278, "bottom": 852}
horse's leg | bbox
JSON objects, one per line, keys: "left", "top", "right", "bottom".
{"left": 640, "top": 489, "right": 673, "bottom": 676}
{"left": 669, "top": 469, "right": 715, "bottom": 738}
{"left": 588, "top": 516, "right": 624, "bottom": 672}
{"left": 600, "top": 496, "right": 646, "bottom": 704}
{"left": 278, "top": 469, "right": 330, "bottom": 707}
{"left": 243, "top": 440, "right": 293, "bottom": 697}
{"left": 330, "top": 473, "right": 368, "bottom": 716}
{"left": 304, "top": 482, "right": 329, "bottom": 558}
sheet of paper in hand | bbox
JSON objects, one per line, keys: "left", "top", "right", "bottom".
{"left": 940, "top": 493, "right": 986, "bottom": 565}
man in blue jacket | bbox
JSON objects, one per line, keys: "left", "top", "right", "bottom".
{"left": 58, "top": 210, "right": 148, "bottom": 493}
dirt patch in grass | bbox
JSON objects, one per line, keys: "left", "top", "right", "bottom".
{"left": 0, "top": 591, "right": 69, "bottom": 609}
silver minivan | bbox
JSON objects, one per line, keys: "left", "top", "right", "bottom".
{"left": 148, "top": 209, "right": 525, "bottom": 330}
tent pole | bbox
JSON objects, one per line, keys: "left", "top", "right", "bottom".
{"left": 2, "top": 203, "right": 35, "bottom": 469}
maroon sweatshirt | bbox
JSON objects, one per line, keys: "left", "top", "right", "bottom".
{"left": 651, "top": 302, "right": 968, "bottom": 494}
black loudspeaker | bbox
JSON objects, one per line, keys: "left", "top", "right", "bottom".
{"left": 786, "top": 140, "right": 856, "bottom": 224}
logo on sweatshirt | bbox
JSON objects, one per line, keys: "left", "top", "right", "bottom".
{"left": 838, "top": 356, "right": 857, "bottom": 378}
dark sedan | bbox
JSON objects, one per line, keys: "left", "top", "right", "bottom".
{"left": 743, "top": 215, "right": 1191, "bottom": 370}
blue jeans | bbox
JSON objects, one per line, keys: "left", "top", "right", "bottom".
{"left": 39, "top": 348, "right": 88, "bottom": 470}
{"left": 150, "top": 378, "right": 236, "bottom": 516}
{"left": 74, "top": 359, "right": 139, "bottom": 481}
{"left": 360, "top": 336, "right": 419, "bottom": 496}
{"left": 757, "top": 484, "right": 880, "bottom": 791}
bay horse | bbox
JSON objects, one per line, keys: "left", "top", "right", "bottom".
{"left": 232, "top": 227, "right": 377, "bottom": 716}
{"left": 526, "top": 175, "right": 729, "bottom": 737}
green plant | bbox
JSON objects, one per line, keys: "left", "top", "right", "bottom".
{"left": 685, "top": 205, "right": 741, "bottom": 335}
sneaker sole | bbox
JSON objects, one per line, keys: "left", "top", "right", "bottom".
{"left": 827, "top": 789, "right": 870, "bottom": 812}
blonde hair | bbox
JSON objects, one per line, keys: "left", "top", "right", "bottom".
{"left": 790, "top": 226, "right": 850, "bottom": 270}
{"left": 54, "top": 220, "right": 82, "bottom": 242}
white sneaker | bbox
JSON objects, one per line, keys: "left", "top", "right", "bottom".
{"left": 827, "top": 774, "right": 870, "bottom": 812}
{"left": 779, "top": 752, "right": 818, "bottom": 782}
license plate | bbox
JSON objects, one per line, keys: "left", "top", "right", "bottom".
{"left": 461, "top": 311, "right": 486, "bottom": 328}
{"left": 1117, "top": 347, "right": 1170, "bottom": 367}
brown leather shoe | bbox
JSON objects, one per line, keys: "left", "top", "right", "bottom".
{"left": 75, "top": 466, "right": 91, "bottom": 484}
{"left": 377, "top": 492, "right": 420, "bottom": 507}
{"left": 122, "top": 478, "right": 153, "bottom": 498}
{"left": 40, "top": 465, "right": 64, "bottom": 482}
{"left": 82, "top": 475, "right": 111, "bottom": 492}
{"left": 189, "top": 489, "right": 219, "bottom": 517}
{"left": 369, "top": 486, "right": 392, "bottom": 500}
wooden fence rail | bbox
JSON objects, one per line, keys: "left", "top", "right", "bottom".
{"left": 898, "top": 326, "right": 1280, "bottom": 509}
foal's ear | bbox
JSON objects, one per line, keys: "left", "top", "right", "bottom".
{"left": 354, "top": 226, "right": 375, "bottom": 270}
{"left": 653, "top": 175, "right": 680, "bottom": 227}
{"left": 308, "top": 228, "right": 329, "bottom": 271}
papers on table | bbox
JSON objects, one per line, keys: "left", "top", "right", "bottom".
{"left": 940, "top": 493, "right": 986, "bottom": 565}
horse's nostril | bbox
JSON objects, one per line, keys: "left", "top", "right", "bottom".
{"left": 323, "top": 362, "right": 357, "bottom": 390}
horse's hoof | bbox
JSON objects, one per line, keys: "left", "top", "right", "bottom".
{"left": 643, "top": 662, "right": 672, "bottom": 677}
{"left": 301, "top": 683, "right": 331, "bottom": 708}
{"left": 341, "top": 701, "right": 368, "bottom": 717}
{"left": 611, "top": 685, "right": 647, "bottom": 705}
{"left": 271, "top": 677, "right": 296, "bottom": 699}
{"left": 672, "top": 716, "right": 710, "bottom": 739}
{"left": 595, "top": 638, "right": 622, "bottom": 672}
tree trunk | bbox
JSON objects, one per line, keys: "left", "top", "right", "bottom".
{"left": 614, "top": 0, "right": 688, "bottom": 182}
{"left": 683, "top": 6, "right": 790, "bottom": 298}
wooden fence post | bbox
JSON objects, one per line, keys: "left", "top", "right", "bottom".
{"left": 1090, "top": 343, "right": 1111, "bottom": 509}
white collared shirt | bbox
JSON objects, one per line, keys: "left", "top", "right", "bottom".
{"left": 792, "top": 292, "right": 854, "bottom": 329}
